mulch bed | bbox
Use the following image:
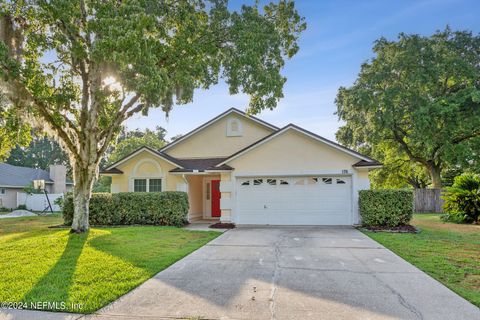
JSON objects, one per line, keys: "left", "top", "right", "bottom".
{"left": 360, "top": 225, "right": 419, "bottom": 233}
{"left": 210, "top": 222, "right": 236, "bottom": 229}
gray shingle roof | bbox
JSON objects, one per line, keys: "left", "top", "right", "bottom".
{"left": 169, "top": 158, "right": 233, "bottom": 173}
{"left": 352, "top": 160, "right": 383, "bottom": 167}
{"left": 0, "top": 163, "right": 53, "bottom": 187}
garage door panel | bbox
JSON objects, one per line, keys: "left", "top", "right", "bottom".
{"left": 236, "top": 176, "right": 352, "bottom": 225}
{"left": 237, "top": 212, "right": 351, "bottom": 225}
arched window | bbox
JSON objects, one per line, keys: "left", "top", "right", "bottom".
{"left": 131, "top": 158, "right": 164, "bottom": 192}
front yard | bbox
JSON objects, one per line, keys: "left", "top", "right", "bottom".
{"left": 364, "top": 214, "right": 480, "bottom": 307}
{"left": 0, "top": 215, "right": 220, "bottom": 313}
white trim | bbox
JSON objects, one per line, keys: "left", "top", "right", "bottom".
{"left": 234, "top": 170, "right": 354, "bottom": 178}
{"left": 161, "top": 109, "right": 278, "bottom": 152}
{"left": 217, "top": 125, "right": 372, "bottom": 166}
{"left": 203, "top": 176, "right": 219, "bottom": 219}
{"left": 170, "top": 170, "right": 231, "bottom": 175}
{"left": 170, "top": 172, "right": 210, "bottom": 175}
{"left": 354, "top": 165, "right": 383, "bottom": 169}
{"left": 105, "top": 147, "right": 182, "bottom": 171}
{"left": 132, "top": 158, "right": 163, "bottom": 177}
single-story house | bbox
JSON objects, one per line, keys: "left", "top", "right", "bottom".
{"left": 0, "top": 164, "right": 73, "bottom": 209}
{"left": 101, "top": 108, "right": 382, "bottom": 225}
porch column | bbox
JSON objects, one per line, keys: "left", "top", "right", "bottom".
{"left": 219, "top": 172, "right": 233, "bottom": 222}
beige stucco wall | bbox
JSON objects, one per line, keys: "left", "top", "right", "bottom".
{"left": 110, "top": 150, "right": 183, "bottom": 193}
{"left": 356, "top": 170, "right": 370, "bottom": 189}
{"left": 165, "top": 114, "right": 274, "bottom": 158}
{"left": 227, "top": 129, "right": 359, "bottom": 173}
{"left": 186, "top": 175, "right": 203, "bottom": 220}
{"left": 103, "top": 126, "right": 374, "bottom": 225}
{"left": 222, "top": 129, "right": 373, "bottom": 224}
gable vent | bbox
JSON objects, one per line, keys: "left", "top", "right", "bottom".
{"left": 226, "top": 118, "right": 243, "bottom": 137}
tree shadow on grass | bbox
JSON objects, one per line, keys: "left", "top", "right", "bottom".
{"left": 90, "top": 227, "right": 218, "bottom": 273}
{"left": 22, "top": 232, "right": 88, "bottom": 308}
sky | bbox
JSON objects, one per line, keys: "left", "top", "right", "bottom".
{"left": 125, "top": 0, "right": 480, "bottom": 141}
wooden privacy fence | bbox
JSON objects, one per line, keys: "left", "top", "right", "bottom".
{"left": 414, "top": 188, "right": 444, "bottom": 213}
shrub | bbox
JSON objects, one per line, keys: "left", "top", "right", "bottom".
{"left": 359, "top": 189, "right": 414, "bottom": 227}
{"left": 442, "top": 173, "right": 480, "bottom": 224}
{"left": 16, "top": 204, "right": 27, "bottom": 210}
{"left": 62, "top": 192, "right": 189, "bottom": 227}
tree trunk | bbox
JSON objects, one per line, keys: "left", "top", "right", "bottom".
{"left": 71, "top": 163, "right": 96, "bottom": 233}
{"left": 427, "top": 163, "right": 442, "bottom": 189}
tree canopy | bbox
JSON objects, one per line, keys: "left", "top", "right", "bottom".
{"left": 107, "top": 126, "right": 167, "bottom": 164}
{"left": 7, "top": 134, "right": 70, "bottom": 171}
{"left": 0, "top": 99, "right": 30, "bottom": 161}
{"left": 336, "top": 28, "right": 480, "bottom": 188}
{"left": 0, "top": 0, "right": 305, "bottom": 232}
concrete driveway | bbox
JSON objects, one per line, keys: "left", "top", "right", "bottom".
{"left": 84, "top": 226, "right": 478, "bottom": 320}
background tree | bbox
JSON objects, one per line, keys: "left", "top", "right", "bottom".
{"left": 336, "top": 28, "right": 480, "bottom": 189}
{"left": 0, "top": 0, "right": 305, "bottom": 232}
{"left": 0, "top": 98, "right": 30, "bottom": 161}
{"left": 7, "top": 134, "right": 70, "bottom": 171}
{"left": 107, "top": 126, "right": 167, "bottom": 164}
{"left": 94, "top": 126, "right": 167, "bottom": 192}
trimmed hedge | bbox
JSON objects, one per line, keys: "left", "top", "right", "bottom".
{"left": 359, "top": 189, "right": 414, "bottom": 227}
{"left": 62, "top": 192, "right": 189, "bottom": 227}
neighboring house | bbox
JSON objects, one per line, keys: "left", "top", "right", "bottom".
{"left": 0, "top": 164, "right": 73, "bottom": 209}
{"left": 101, "top": 108, "right": 382, "bottom": 225}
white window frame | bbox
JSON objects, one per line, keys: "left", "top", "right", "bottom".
{"left": 0, "top": 187, "right": 6, "bottom": 195}
{"left": 148, "top": 178, "right": 163, "bottom": 192}
{"left": 133, "top": 178, "right": 148, "bottom": 192}
{"left": 132, "top": 178, "right": 163, "bottom": 192}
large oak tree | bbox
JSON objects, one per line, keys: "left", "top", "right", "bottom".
{"left": 0, "top": 97, "right": 30, "bottom": 160}
{"left": 0, "top": 0, "right": 305, "bottom": 232}
{"left": 336, "top": 28, "right": 480, "bottom": 189}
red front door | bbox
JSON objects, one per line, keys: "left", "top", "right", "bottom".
{"left": 211, "top": 179, "right": 221, "bottom": 217}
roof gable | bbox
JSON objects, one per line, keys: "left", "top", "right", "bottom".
{"left": 104, "top": 146, "right": 184, "bottom": 171}
{"left": 160, "top": 108, "right": 278, "bottom": 154}
{"left": 217, "top": 124, "right": 378, "bottom": 167}
{"left": 102, "top": 146, "right": 233, "bottom": 174}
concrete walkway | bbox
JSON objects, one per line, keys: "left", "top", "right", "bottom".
{"left": 0, "top": 209, "right": 37, "bottom": 219}
{"left": 2, "top": 227, "right": 479, "bottom": 320}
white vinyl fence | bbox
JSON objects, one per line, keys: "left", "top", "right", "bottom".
{"left": 16, "top": 192, "right": 64, "bottom": 212}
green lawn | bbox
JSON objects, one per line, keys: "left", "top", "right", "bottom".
{"left": 0, "top": 215, "right": 220, "bottom": 313}
{"left": 364, "top": 214, "right": 480, "bottom": 307}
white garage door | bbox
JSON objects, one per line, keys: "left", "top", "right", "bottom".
{"left": 236, "top": 176, "right": 352, "bottom": 225}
